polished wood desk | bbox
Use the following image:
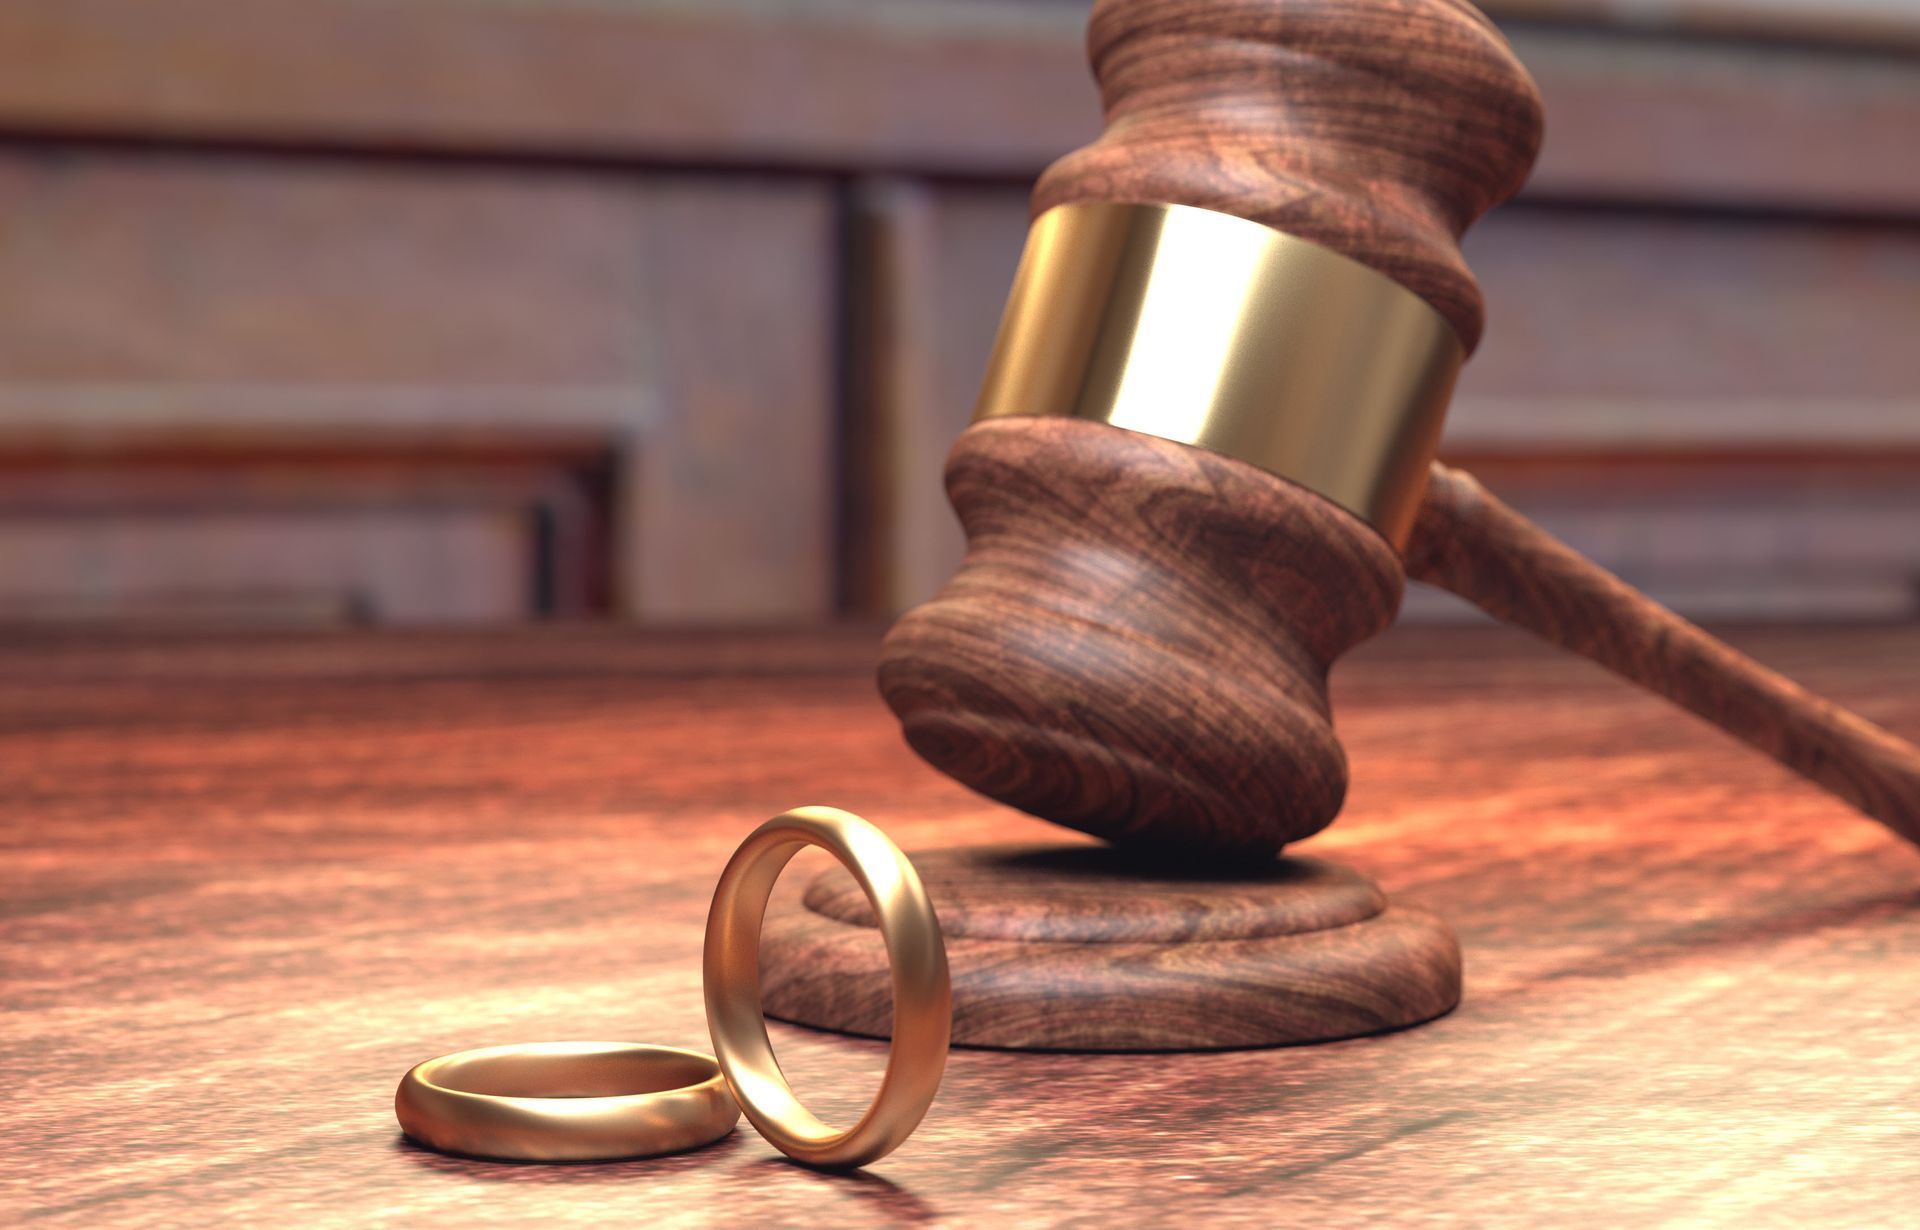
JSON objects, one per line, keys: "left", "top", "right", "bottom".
{"left": 6, "top": 625, "right": 1919, "bottom": 1227}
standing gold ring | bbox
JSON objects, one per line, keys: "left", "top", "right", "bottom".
{"left": 395, "top": 1041, "right": 739, "bottom": 1162}
{"left": 704, "top": 806, "right": 951, "bottom": 1169}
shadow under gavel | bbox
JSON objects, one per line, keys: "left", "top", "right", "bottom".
{"left": 760, "top": 0, "right": 1920, "bottom": 1052}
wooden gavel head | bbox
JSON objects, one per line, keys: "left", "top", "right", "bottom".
{"left": 878, "top": 0, "right": 1544, "bottom": 859}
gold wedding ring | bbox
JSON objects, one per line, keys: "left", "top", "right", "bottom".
{"left": 395, "top": 809, "right": 949, "bottom": 1169}
{"left": 705, "top": 806, "right": 951, "bottom": 1169}
{"left": 395, "top": 1041, "right": 739, "bottom": 1162}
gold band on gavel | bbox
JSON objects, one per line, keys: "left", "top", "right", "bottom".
{"left": 972, "top": 202, "right": 1465, "bottom": 549}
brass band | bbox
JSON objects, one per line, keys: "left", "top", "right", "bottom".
{"left": 973, "top": 201, "right": 1465, "bottom": 548}
{"left": 704, "top": 807, "right": 951, "bottom": 1170}
{"left": 394, "top": 1041, "right": 739, "bottom": 1162}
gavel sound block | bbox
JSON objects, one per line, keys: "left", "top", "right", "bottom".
{"left": 761, "top": 0, "right": 1920, "bottom": 1051}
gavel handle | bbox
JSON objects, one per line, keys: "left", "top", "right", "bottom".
{"left": 1404, "top": 461, "right": 1920, "bottom": 850}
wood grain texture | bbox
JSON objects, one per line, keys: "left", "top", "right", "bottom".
{"left": 1032, "top": 0, "right": 1544, "bottom": 351}
{"left": 877, "top": 422, "right": 1920, "bottom": 867}
{"left": 6, "top": 625, "right": 1920, "bottom": 1227}
{"left": 1407, "top": 462, "right": 1920, "bottom": 849}
{"left": 877, "top": 416, "right": 1405, "bottom": 859}
{"left": 761, "top": 845, "right": 1461, "bottom": 1049}
{"left": 807, "top": 845, "right": 1386, "bottom": 941}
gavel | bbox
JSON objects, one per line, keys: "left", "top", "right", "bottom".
{"left": 762, "top": 0, "right": 1920, "bottom": 1051}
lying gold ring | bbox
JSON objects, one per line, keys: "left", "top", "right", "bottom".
{"left": 395, "top": 1041, "right": 739, "bottom": 1162}
{"left": 704, "top": 806, "right": 951, "bottom": 1169}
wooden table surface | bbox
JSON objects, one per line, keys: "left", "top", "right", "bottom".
{"left": 6, "top": 623, "right": 1920, "bottom": 1228}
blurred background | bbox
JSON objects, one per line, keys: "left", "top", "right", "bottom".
{"left": 0, "top": 0, "right": 1914, "bottom": 629}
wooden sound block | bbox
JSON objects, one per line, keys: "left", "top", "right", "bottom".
{"left": 760, "top": 844, "right": 1460, "bottom": 1051}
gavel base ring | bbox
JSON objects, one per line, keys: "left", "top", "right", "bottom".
{"left": 760, "top": 844, "right": 1458, "bottom": 1052}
